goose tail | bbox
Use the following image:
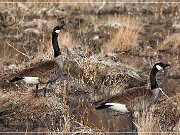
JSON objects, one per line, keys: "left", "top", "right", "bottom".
{"left": 95, "top": 103, "right": 112, "bottom": 110}
{"left": 9, "top": 77, "right": 23, "bottom": 82}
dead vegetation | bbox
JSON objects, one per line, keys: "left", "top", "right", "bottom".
{"left": 158, "top": 33, "right": 180, "bottom": 53}
{"left": 135, "top": 93, "right": 180, "bottom": 134}
{"left": 134, "top": 76, "right": 180, "bottom": 134}
{"left": 0, "top": 1, "right": 180, "bottom": 134}
{"left": 104, "top": 28, "right": 139, "bottom": 53}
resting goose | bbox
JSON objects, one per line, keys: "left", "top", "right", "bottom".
{"left": 95, "top": 62, "right": 170, "bottom": 113}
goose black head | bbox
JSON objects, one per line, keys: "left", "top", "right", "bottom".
{"left": 154, "top": 62, "right": 170, "bottom": 71}
{"left": 53, "top": 20, "right": 65, "bottom": 34}
{"left": 150, "top": 62, "right": 170, "bottom": 90}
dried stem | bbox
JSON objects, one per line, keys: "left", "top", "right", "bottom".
{"left": 6, "top": 40, "right": 31, "bottom": 59}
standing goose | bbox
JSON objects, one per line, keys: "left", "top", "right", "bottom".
{"left": 9, "top": 21, "right": 65, "bottom": 97}
{"left": 95, "top": 62, "right": 170, "bottom": 113}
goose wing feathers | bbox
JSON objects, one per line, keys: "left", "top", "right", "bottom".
{"left": 15, "top": 60, "right": 60, "bottom": 83}
{"left": 96, "top": 87, "right": 153, "bottom": 112}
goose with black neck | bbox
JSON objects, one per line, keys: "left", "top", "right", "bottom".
{"left": 94, "top": 62, "right": 170, "bottom": 131}
{"left": 95, "top": 62, "right": 170, "bottom": 113}
{"left": 10, "top": 21, "right": 65, "bottom": 97}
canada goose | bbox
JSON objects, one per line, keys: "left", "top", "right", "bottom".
{"left": 9, "top": 21, "right": 65, "bottom": 97}
{"left": 95, "top": 62, "right": 170, "bottom": 113}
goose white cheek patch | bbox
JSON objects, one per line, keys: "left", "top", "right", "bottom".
{"left": 156, "top": 65, "right": 163, "bottom": 71}
{"left": 55, "top": 30, "right": 60, "bottom": 33}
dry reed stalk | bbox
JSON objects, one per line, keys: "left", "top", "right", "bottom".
{"left": 135, "top": 108, "right": 160, "bottom": 135}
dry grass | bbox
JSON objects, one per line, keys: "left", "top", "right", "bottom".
{"left": 103, "top": 15, "right": 143, "bottom": 33}
{"left": 0, "top": 2, "right": 180, "bottom": 134}
{"left": 0, "top": 40, "right": 26, "bottom": 65}
{"left": 0, "top": 76, "right": 69, "bottom": 132}
{"left": 103, "top": 28, "right": 139, "bottom": 53}
{"left": 59, "top": 32, "right": 79, "bottom": 50}
{"left": 154, "top": 93, "right": 180, "bottom": 132}
{"left": 135, "top": 93, "right": 180, "bottom": 134}
{"left": 158, "top": 33, "right": 180, "bottom": 53}
{"left": 135, "top": 108, "right": 160, "bottom": 134}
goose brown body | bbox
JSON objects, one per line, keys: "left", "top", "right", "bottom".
{"left": 15, "top": 60, "right": 61, "bottom": 84}
{"left": 96, "top": 86, "right": 160, "bottom": 112}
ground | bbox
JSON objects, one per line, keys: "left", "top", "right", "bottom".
{"left": 0, "top": 1, "right": 180, "bottom": 134}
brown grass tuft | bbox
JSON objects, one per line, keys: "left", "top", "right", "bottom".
{"left": 135, "top": 108, "right": 160, "bottom": 134}
{"left": 104, "top": 15, "right": 143, "bottom": 33}
{"left": 103, "top": 28, "right": 139, "bottom": 53}
{"left": 59, "top": 32, "right": 78, "bottom": 49}
{"left": 135, "top": 93, "right": 180, "bottom": 134}
{"left": 154, "top": 94, "right": 180, "bottom": 132}
{"left": 158, "top": 33, "right": 180, "bottom": 53}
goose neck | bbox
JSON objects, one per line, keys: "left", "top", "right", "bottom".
{"left": 150, "top": 67, "right": 159, "bottom": 90}
{"left": 52, "top": 32, "right": 61, "bottom": 57}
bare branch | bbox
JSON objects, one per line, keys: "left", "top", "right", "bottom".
{"left": 6, "top": 40, "right": 31, "bottom": 59}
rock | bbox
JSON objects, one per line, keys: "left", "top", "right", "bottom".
{"left": 172, "top": 23, "right": 180, "bottom": 29}
{"left": 19, "top": 19, "right": 48, "bottom": 30}
{"left": 24, "top": 28, "right": 41, "bottom": 34}
{"left": 16, "top": 3, "right": 28, "bottom": 11}
{"left": 0, "top": 10, "right": 16, "bottom": 27}
{"left": 39, "top": 7, "right": 68, "bottom": 18}
{"left": 141, "top": 4, "right": 153, "bottom": 15}
{"left": 7, "top": 64, "right": 18, "bottom": 70}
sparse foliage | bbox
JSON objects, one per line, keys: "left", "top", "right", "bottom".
{"left": 0, "top": 2, "right": 180, "bottom": 134}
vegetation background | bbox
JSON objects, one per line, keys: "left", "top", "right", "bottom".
{"left": 0, "top": 0, "right": 179, "bottom": 134}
